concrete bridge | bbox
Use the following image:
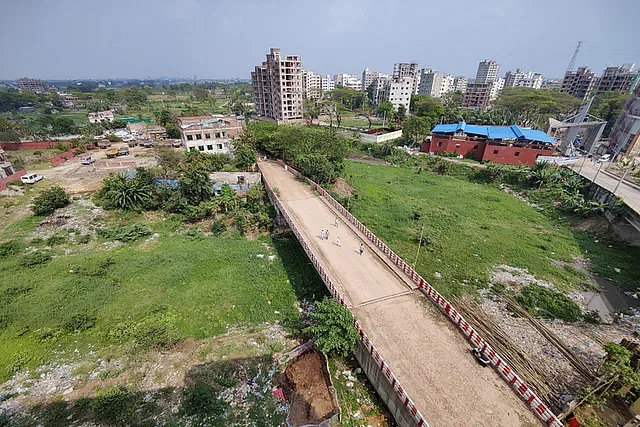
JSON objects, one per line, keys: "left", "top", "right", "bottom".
{"left": 260, "top": 160, "right": 560, "bottom": 427}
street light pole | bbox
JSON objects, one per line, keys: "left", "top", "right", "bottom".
{"left": 592, "top": 160, "right": 605, "bottom": 184}
{"left": 614, "top": 159, "right": 635, "bottom": 194}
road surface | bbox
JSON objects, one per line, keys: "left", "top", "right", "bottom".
{"left": 260, "top": 160, "right": 541, "bottom": 427}
{"left": 572, "top": 159, "right": 640, "bottom": 214}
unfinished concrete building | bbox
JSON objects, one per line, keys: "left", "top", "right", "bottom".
{"left": 251, "top": 48, "right": 304, "bottom": 124}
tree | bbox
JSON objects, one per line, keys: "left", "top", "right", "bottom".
{"left": 393, "top": 104, "right": 407, "bottom": 126}
{"left": 166, "top": 123, "right": 180, "bottom": 139}
{"left": 154, "top": 147, "right": 184, "bottom": 180}
{"left": 493, "top": 87, "right": 582, "bottom": 129}
{"left": 154, "top": 109, "right": 174, "bottom": 127}
{"left": 410, "top": 95, "right": 444, "bottom": 120}
{"left": 377, "top": 102, "right": 394, "bottom": 123}
{"left": 98, "top": 173, "right": 153, "bottom": 211}
{"left": 441, "top": 91, "right": 464, "bottom": 109}
{"left": 304, "top": 297, "right": 358, "bottom": 356}
{"left": 218, "top": 183, "right": 238, "bottom": 213}
{"left": 32, "top": 186, "right": 70, "bottom": 216}
{"left": 193, "top": 86, "right": 208, "bottom": 101}
{"left": 179, "top": 166, "right": 212, "bottom": 205}
{"left": 403, "top": 115, "right": 433, "bottom": 143}
{"left": 357, "top": 103, "right": 376, "bottom": 129}
{"left": 121, "top": 86, "right": 148, "bottom": 106}
{"left": 234, "top": 145, "right": 256, "bottom": 171}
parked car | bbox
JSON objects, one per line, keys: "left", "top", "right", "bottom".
{"left": 597, "top": 154, "right": 611, "bottom": 163}
{"left": 20, "top": 173, "right": 44, "bottom": 184}
{"left": 80, "top": 156, "right": 95, "bottom": 165}
{"left": 117, "top": 146, "right": 129, "bottom": 156}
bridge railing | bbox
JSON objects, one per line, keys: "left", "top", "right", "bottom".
{"left": 260, "top": 162, "right": 429, "bottom": 427}
{"left": 270, "top": 160, "right": 562, "bottom": 427}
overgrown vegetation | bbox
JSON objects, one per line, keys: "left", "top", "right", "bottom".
{"left": 305, "top": 297, "right": 358, "bottom": 356}
{"left": 32, "top": 186, "right": 70, "bottom": 216}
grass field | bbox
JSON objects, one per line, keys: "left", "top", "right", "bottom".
{"left": 340, "top": 161, "right": 639, "bottom": 297}
{"left": 0, "top": 199, "right": 327, "bottom": 383}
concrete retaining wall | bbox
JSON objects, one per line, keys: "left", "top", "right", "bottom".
{"left": 359, "top": 130, "right": 403, "bottom": 143}
{"left": 586, "top": 182, "right": 640, "bottom": 245}
{"left": 266, "top": 160, "right": 562, "bottom": 427}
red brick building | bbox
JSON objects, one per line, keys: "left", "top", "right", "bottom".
{"left": 421, "top": 122, "right": 557, "bottom": 166}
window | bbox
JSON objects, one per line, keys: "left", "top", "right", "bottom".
{"left": 186, "top": 134, "right": 193, "bottom": 141}
{"left": 493, "top": 149, "right": 498, "bottom": 154}
{"left": 196, "top": 134, "right": 202, "bottom": 140}
{"left": 207, "top": 145, "right": 213, "bottom": 150}
{"left": 217, "top": 144, "right": 223, "bottom": 150}
{"left": 222, "top": 132, "right": 226, "bottom": 137}
{"left": 198, "top": 146, "right": 204, "bottom": 151}
{"left": 473, "top": 144, "right": 479, "bottom": 149}
{"left": 437, "top": 142, "right": 442, "bottom": 147}
{"left": 514, "top": 151, "right": 520, "bottom": 157}
{"left": 205, "top": 133, "right": 211, "bottom": 139}
{"left": 215, "top": 132, "right": 221, "bottom": 138}
{"left": 455, "top": 144, "right": 460, "bottom": 149}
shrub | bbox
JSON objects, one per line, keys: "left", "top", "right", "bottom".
{"left": 45, "top": 234, "right": 67, "bottom": 246}
{"left": 515, "top": 284, "right": 583, "bottom": 322}
{"left": 92, "top": 386, "right": 136, "bottom": 424}
{"left": 133, "top": 322, "right": 175, "bottom": 349}
{"left": 19, "top": 251, "right": 51, "bottom": 268}
{"left": 304, "top": 297, "right": 358, "bottom": 356}
{"left": 211, "top": 219, "right": 226, "bottom": 236}
{"left": 32, "top": 186, "right": 70, "bottom": 216}
{"left": 64, "top": 313, "right": 97, "bottom": 332}
{"left": 182, "top": 383, "right": 227, "bottom": 417}
{"left": 76, "top": 234, "right": 91, "bottom": 244}
{"left": 0, "top": 240, "right": 20, "bottom": 258}
{"left": 98, "top": 223, "right": 151, "bottom": 242}
{"left": 97, "top": 173, "right": 152, "bottom": 211}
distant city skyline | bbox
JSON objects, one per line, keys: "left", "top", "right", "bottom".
{"left": 1, "top": 0, "right": 638, "bottom": 81}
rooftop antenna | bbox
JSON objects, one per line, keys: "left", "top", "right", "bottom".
{"left": 566, "top": 41, "right": 582, "bottom": 72}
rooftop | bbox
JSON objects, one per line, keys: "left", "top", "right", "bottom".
{"left": 432, "top": 121, "right": 557, "bottom": 145}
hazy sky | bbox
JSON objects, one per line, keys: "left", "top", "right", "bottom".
{"left": 2, "top": 0, "right": 639, "bottom": 81}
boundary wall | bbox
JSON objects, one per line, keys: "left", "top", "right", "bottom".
{"left": 263, "top": 160, "right": 562, "bottom": 427}
{"left": 0, "top": 170, "right": 26, "bottom": 191}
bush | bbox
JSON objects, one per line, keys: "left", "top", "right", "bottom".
{"left": 211, "top": 219, "right": 226, "bottom": 236}
{"left": 92, "top": 386, "right": 136, "bottom": 424}
{"left": 97, "top": 173, "right": 152, "bottom": 211}
{"left": 183, "top": 383, "right": 227, "bottom": 417}
{"left": 98, "top": 223, "right": 151, "bottom": 242}
{"left": 19, "top": 251, "right": 52, "bottom": 268}
{"left": 132, "top": 322, "right": 175, "bottom": 349}
{"left": 0, "top": 240, "right": 20, "bottom": 258}
{"left": 32, "top": 186, "right": 71, "bottom": 216}
{"left": 64, "top": 313, "right": 97, "bottom": 332}
{"left": 45, "top": 234, "right": 67, "bottom": 246}
{"left": 515, "top": 284, "right": 583, "bottom": 322}
{"left": 304, "top": 297, "right": 358, "bottom": 356}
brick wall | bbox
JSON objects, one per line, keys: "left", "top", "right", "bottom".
{"left": 0, "top": 141, "right": 72, "bottom": 150}
{"left": 429, "top": 135, "right": 486, "bottom": 160}
{"left": 481, "top": 144, "right": 553, "bottom": 166}
{"left": 50, "top": 149, "right": 79, "bottom": 167}
{"left": 0, "top": 170, "right": 27, "bottom": 191}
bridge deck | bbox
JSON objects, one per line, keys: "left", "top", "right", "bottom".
{"left": 261, "top": 160, "right": 541, "bottom": 427}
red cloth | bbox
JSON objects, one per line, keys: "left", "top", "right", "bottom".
{"left": 272, "top": 388, "right": 286, "bottom": 402}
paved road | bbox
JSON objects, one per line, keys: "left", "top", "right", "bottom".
{"left": 260, "top": 160, "right": 541, "bottom": 427}
{"left": 572, "top": 159, "right": 640, "bottom": 214}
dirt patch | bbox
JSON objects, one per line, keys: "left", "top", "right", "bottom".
{"left": 348, "top": 153, "right": 390, "bottom": 166}
{"left": 572, "top": 216, "right": 609, "bottom": 233}
{"left": 281, "top": 351, "right": 338, "bottom": 426}
{"left": 332, "top": 177, "right": 354, "bottom": 198}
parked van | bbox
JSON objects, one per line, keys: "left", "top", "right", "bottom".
{"left": 117, "top": 146, "right": 129, "bottom": 156}
{"left": 20, "top": 173, "right": 44, "bottom": 184}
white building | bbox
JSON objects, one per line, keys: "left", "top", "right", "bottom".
{"left": 476, "top": 59, "right": 500, "bottom": 84}
{"left": 302, "top": 70, "right": 322, "bottom": 99}
{"left": 505, "top": 69, "right": 543, "bottom": 89}
{"left": 362, "top": 68, "right": 375, "bottom": 92}
{"left": 417, "top": 70, "right": 455, "bottom": 98}
{"left": 383, "top": 77, "right": 413, "bottom": 112}
{"left": 453, "top": 76, "right": 468, "bottom": 93}
{"left": 88, "top": 110, "right": 114, "bottom": 123}
{"left": 370, "top": 74, "right": 391, "bottom": 105}
{"left": 334, "top": 73, "right": 362, "bottom": 90}
{"left": 441, "top": 74, "right": 455, "bottom": 95}
{"left": 321, "top": 74, "right": 335, "bottom": 92}
{"left": 490, "top": 77, "right": 505, "bottom": 100}
{"left": 177, "top": 115, "right": 244, "bottom": 155}
{"left": 393, "top": 62, "right": 420, "bottom": 94}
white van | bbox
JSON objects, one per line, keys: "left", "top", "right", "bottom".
{"left": 20, "top": 173, "right": 44, "bottom": 184}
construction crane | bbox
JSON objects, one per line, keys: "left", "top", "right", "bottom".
{"left": 566, "top": 41, "right": 583, "bottom": 72}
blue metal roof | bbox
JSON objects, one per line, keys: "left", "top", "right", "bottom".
{"left": 431, "top": 121, "right": 557, "bottom": 145}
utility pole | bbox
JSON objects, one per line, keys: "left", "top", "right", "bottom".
{"left": 566, "top": 41, "right": 583, "bottom": 73}
{"left": 614, "top": 159, "right": 635, "bottom": 194}
{"left": 592, "top": 160, "right": 605, "bottom": 184}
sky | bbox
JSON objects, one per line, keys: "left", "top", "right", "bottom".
{"left": 1, "top": 0, "right": 639, "bottom": 81}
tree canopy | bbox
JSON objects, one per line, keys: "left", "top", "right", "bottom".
{"left": 590, "top": 91, "right": 630, "bottom": 137}
{"left": 493, "top": 87, "right": 582, "bottom": 129}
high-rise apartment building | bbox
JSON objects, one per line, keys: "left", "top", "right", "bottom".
{"left": 302, "top": 70, "right": 322, "bottom": 99}
{"left": 595, "top": 64, "right": 638, "bottom": 94}
{"left": 321, "top": 75, "right": 335, "bottom": 92}
{"left": 541, "top": 79, "right": 562, "bottom": 90}
{"left": 417, "top": 70, "right": 455, "bottom": 98}
{"left": 383, "top": 77, "right": 413, "bottom": 112}
{"left": 463, "top": 82, "right": 494, "bottom": 110}
{"left": 608, "top": 83, "right": 640, "bottom": 157}
{"left": 16, "top": 78, "right": 48, "bottom": 94}
{"left": 369, "top": 74, "right": 391, "bottom": 105}
{"left": 453, "top": 76, "right": 468, "bottom": 93}
{"left": 560, "top": 66, "right": 597, "bottom": 101}
{"left": 505, "top": 69, "right": 543, "bottom": 89}
{"left": 475, "top": 60, "right": 500, "bottom": 84}
{"left": 393, "top": 62, "right": 420, "bottom": 94}
{"left": 362, "top": 68, "right": 376, "bottom": 92}
{"left": 334, "top": 73, "right": 362, "bottom": 90}
{"left": 251, "top": 48, "right": 304, "bottom": 124}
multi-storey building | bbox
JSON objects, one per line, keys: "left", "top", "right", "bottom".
{"left": 302, "top": 70, "right": 322, "bottom": 99}
{"left": 462, "top": 82, "right": 494, "bottom": 110}
{"left": 490, "top": 77, "right": 505, "bottom": 100}
{"left": 16, "top": 78, "right": 47, "bottom": 94}
{"left": 608, "top": 83, "right": 640, "bottom": 158}
{"left": 362, "top": 68, "right": 376, "bottom": 92}
{"left": 504, "top": 69, "right": 543, "bottom": 89}
{"left": 595, "top": 64, "right": 638, "bottom": 94}
{"left": 541, "top": 79, "right": 562, "bottom": 90}
{"left": 88, "top": 110, "right": 114, "bottom": 123}
{"left": 453, "top": 76, "right": 468, "bottom": 93}
{"left": 369, "top": 74, "right": 391, "bottom": 105}
{"left": 178, "top": 115, "right": 244, "bottom": 155}
{"left": 0, "top": 149, "right": 16, "bottom": 180}
{"left": 382, "top": 77, "right": 413, "bottom": 113}
{"left": 321, "top": 74, "right": 335, "bottom": 92}
{"left": 334, "top": 73, "right": 362, "bottom": 90}
{"left": 441, "top": 74, "right": 455, "bottom": 95}
{"left": 251, "top": 48, "right": 304, "bottom": 124}
{"left": 475, "top": 60, "right": 500, "bottom": 84}
{"left": 560, "top": 66, "right": 597, "bottom": 101}
{"left": 393, "top": 62, "right": 420, "bottom": 94}
{"left": 417, "top": 69, "right": 441, "bottom": 97}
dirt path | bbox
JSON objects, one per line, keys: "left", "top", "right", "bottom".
{"left": 261, "top": 160, "right": 542, "bottom": 427}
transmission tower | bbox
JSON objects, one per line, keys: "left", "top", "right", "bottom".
{"left": 566, "top": 41, "right": 583, "bottom": 72}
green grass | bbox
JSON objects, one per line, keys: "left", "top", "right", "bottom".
{"left": 341, "top": 161, "right": 601, "bottom": 297}
{"left": 338, "top": 116, "right": 384, "bottom": 130}
{"left": 0, "top": 211, "right": 326, "bottom": 381}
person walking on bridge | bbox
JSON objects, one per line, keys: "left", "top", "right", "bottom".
{"left": 359, "top": 243, "right": 364, "bottom": 255}
{"left": 321, "top": 229, "right": 325, "bottom": 240}
{"left": 336, "top": 236, "right": 341, "bottom": 247}
{"left": 334, "top": 217, "right": 339, "bottom": 228}
{"left": 325, "top": 229, "right": 329, "bottom": 241}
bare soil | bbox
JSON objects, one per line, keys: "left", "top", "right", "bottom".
{"left": 348, "top": 153, "right": 390, "bottom": 166}
{"left": 332, "top": 177, "right": 354, "bottom": 198}
{"left": 572, "top": 217, "right": 609, "bottom": 233}
{"left": 281, "top": 351, "right": 338, "bottom": 426}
